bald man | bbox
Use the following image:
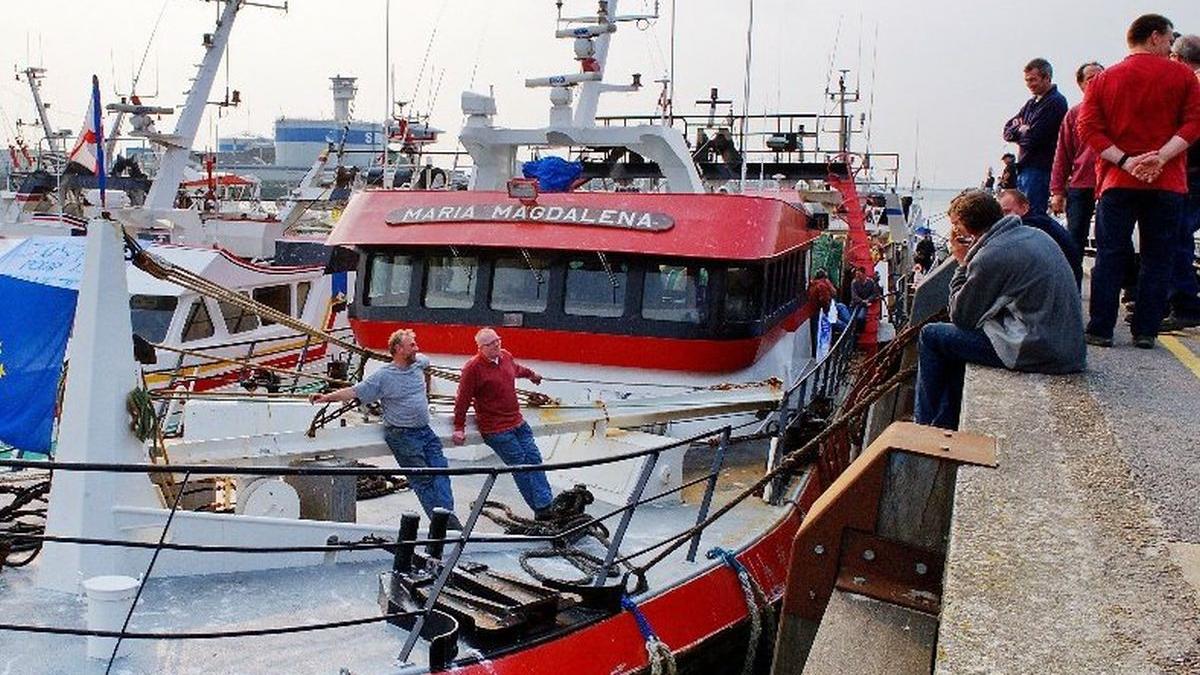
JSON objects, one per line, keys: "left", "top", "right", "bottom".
{"left": 452, "top": 328, "right": 554, "bottom": 518}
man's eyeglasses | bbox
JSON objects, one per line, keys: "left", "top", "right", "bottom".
{"left": 482, "top": 338, "right": 501, "bottom": 348}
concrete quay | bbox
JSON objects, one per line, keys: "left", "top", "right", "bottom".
{"left": 937, "top": 323, "right": 1200, "bottom": 672}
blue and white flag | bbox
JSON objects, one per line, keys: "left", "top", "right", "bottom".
{"left": 66, "top": 75, "right": 106, "bottom": 206}
{"left": 0, "top": 237, "right": 87, "bottom": 455}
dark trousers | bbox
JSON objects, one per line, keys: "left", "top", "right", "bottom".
{"left": 1065, "top": 187, "right": 1096, "bottom": 257}
{"left": 482, "top": 421, "right": 554, "bottom": 512}
{"left": 1087, "top": 189, "right": 1184, "bottom": 339}
{"left": 914, "top": 323, "right": 1005, "bottom": 430}
{"left": 1169, "top": 192, "right": 1200, "bottom": 317}
{"left": 384, "top": 425, "right": 455, "bottom": 519}
{"left": 1017, "top": 166, "right": 1051, "bottom": 215}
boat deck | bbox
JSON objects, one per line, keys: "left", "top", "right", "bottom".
{"left": 0, "top": 436, "right": 790, "bottom": 674}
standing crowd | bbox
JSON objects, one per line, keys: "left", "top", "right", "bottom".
{"left": 923, "top": 13, "right": 1200, "bottom": 429}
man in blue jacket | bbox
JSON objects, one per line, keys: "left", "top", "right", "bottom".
{"left": 1003, "top": 58, "right": 1069, "bottom": 215}
{"left": 915, "top": 190, "right": 1086, "bottom": 429}
{"left": 998, "top": 188, "right": 1083, "bottom": 287}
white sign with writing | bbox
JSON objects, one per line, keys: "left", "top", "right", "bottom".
{"left": 385, "top": 203, "right": 674, "bottom": 231}
{"left": 0, "top": 237, "right": 87, "bottom": 291}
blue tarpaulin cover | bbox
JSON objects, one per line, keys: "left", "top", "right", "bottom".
{"left": 0, "top": 237, "right": 86, "bottom": 455}
{"left": 521, "top": 156, "right": 583, "bottom": 193}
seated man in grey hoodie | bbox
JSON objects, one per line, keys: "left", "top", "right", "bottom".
{"left": 915, "top": 189, "right": 1086, "bottom": 429}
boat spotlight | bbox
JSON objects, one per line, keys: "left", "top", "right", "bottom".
{"left": 507, "top": 177, "right": 539, "bottom": 205}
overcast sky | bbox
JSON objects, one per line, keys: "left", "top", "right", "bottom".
{"left": 1, "top": 0, "right": 1196, "bottom": 188}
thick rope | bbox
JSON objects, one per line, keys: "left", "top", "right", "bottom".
{"left": 620, "top": 595, "right": 677, "bottom": 675}
{"left": 126, "top": 388, "right": 157, "bottom": 442}
{"left": 479, "top": 489, "right": 621, "bottom": 586}
{"left": 707, "top": 547, "right": 770, "bottom": 675}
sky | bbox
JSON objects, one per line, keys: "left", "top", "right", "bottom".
{"left": 1, "top": 0, "right": 1197, "bottom": 189}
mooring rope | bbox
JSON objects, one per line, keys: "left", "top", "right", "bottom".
{"left": 620, "top": 595, "right": 677, "bottom": 675}
{"left": 707, "top": 546, "right": 773, "bottom": 675}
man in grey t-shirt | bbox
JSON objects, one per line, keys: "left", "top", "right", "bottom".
{"left": 312, "top": 329, "right": 458, "bottom": 526}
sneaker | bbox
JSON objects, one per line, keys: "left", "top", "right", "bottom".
{"left": 1084, "top": 333, "right": 1113, "bottom": 348}
{"left": 445, "top": 514, "right": 464, "bottom": 531}
{"left": 1161, "top": 313, "right": 1200, "bottom": 332}
{"left": 1132, "top": 334, "right": 1156, "bottom": 349}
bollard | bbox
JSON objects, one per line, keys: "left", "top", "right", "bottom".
{"left": 394, "top": 512, "right": 420, "bottom": 575}
{"left": 82, "top": 575, "right": 140, "bottom": 660}
{"left": 427, "top": 508, "right": 450, "bottom": 560}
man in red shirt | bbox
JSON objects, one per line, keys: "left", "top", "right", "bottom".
{"left": 1050, "top": 61, "right": 1104, "bottom": 259}
{"left": 1077, "top": 13, "right": 1200, "bottom": 348}
{"left": 1166, "top": 35, "right": 1200, "bottom": 329}
{"left": 452, "top": 328, "right": 554, "bottom": 517}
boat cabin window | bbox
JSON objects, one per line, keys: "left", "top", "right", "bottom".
{"left": 642, "top": 264, "right": 709, "bottom": 323}
{"left": 425, "top": 255, "right": 479, "bottom": 309}
{"left": 491, "top": 254, "right": 550, "bottom": 313}
{"left": 296, "top": 281, "right": 311, "bottom": 317}
{"left": 253, "top": 284, "right": 292, "bottom": 325}
{"left": 367, "top": 253, "right": 413, "bottom": 307}
{"left": 565, "top": 256, "right": 626, "bottom": 318}
{"left": 763, "top": 249, "right": 807, "bottom": 318}
{"left": 724, "top": 267, "right": 763, "bottom": 323}
{"left": 181, "top": 299, "right": 215, "bottom": 342}
{"left": 218, "top": 293, "right": 261, "bottom": 334}
{"left": 129, "top": 295, "right": 179, "bottom": 343}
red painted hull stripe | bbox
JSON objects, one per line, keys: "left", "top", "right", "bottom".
{"left": 351, "top": 304, "right": 814, "bottom": 374}
{"left": 452, "top": 474, "right": 826, "bottom": 673}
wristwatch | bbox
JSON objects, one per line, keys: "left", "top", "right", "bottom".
{"left": 1117, "top": 153, "right": 1131, "bottom": 169}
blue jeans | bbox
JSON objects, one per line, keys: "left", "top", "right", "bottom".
{"left": 1169, "top": 192, "right": 1200, "bottom": 317}
{"left": 1017, "top": 166, "right": 1051, "bottom": 215}
{"left": 384, "top": 425, "right": 455, "bottom": 519}
{"left": 482, "top": 421, "right": 553, "bottom": 512}
{"left": 915, "top": 323, "right": 1005, "bottom": 430}
{"left": 1087, "top": 189, "right": 1184, "bottom": 338}
{"left": 1065, "top": 187, "right": 1096, "bottom": 260}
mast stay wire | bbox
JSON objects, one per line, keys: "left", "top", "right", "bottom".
{"left": 821, "top": 14, "right": 844, "bottom": 118}
{"left": 409, "top": 0, "right": 451, "bottom": 108}
{"left": 465, "top": 1, "right": 497, "bottom": 91}
{"left": 864, "top": 21, "right": 879, "bottom": 156}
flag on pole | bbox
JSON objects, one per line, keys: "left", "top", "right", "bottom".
{"left": 66, "top": 75, "right": 106, "bottom": 206}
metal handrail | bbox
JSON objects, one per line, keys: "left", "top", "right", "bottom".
{"left": 2, "top": 420, "right": 744, "bottom": 666}
{"left": 3, "top": 325, "right": 869, "bottom": 664}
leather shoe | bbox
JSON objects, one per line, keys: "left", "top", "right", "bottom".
{"left": 1160, "top": 313, "right": 1200, "bottom": 332}
{"left": 1132, "top": 334, "right": 1156, "bottom": 349}
{"left": 1084, "top": 333, "right": 1113, "bottom": 347}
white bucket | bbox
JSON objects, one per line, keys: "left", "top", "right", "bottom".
{"left": 82, "top": 575, "right": 140, "bottom": 660}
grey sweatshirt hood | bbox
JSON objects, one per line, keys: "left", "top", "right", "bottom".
{"left": 948, "top": 214, "right": 1086, "bottom": 373}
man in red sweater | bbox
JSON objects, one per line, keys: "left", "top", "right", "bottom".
{"left": 1077, "top": 13, "right": 1200, "bottom": 348}
{"left": 452, "top": 327, "right": 554, "bottom": 516}
{"left": 1050, "top": 61, "right": 1104, "bottom": 260}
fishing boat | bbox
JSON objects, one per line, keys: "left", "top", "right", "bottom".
{"left": 0, "top": 2, "right": 910, "bottom": 673}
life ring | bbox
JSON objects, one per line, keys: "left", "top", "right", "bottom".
{"left": 412, "top": 166, "right": 447, "bottom": 190}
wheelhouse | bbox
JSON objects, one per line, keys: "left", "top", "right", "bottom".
{"left": 351, "top": 245, "right": 812, "bottom": 341}
{"left": 330, "top": 190, "right": 823, "bottom": 372}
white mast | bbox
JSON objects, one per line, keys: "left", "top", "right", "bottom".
{"left": 19, "top": 67, "right": 64, "bottom": 156}
{"left": 572, "top": 0, "right": 616, "bottom": 126}
{"left": 144, "top": 0, "right": 241, "bottom": 211}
